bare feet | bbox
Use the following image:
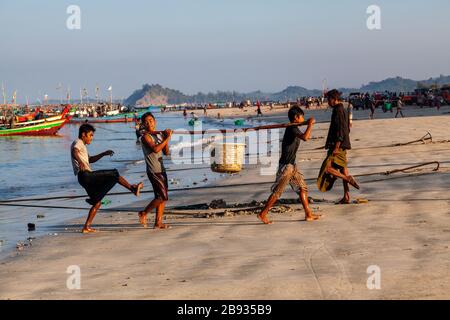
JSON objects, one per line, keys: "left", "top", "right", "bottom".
{"left": 138, "top": 211, "right": 148, "bottom": 228}
{"left": 347, "top": 176, "right": 360, "bottom": 190}
{"left": 336, "top": 197, "right": 350, "bottom": 205}
{"left": 132, "top": 182, "right": 144, "bottom": 196}
{"left": 257, "top": 213, "right": 273, "bottom": 225}
{"left": 154, "top": 223, "right": 171, "bottom": 229}
{"left": 82, "top": 227, "right": 97, "bottom": 234}
{"left": 305, "top": 213, "right": 321, "bottom": 222}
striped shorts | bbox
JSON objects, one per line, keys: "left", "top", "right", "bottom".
{"left": 271, "top": 164, "right": 308, "bottom": 198}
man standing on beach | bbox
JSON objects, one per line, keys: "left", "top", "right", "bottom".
{"left": 256, "top": 100, "right": 263, "bottom": 117}
{"left": 71, "top": 124, "right": 144, "bottom": 233}
{"left": 364, "top": 93, "right": 375, "bottom": 120}
{"left": 258, "top": 106, "right": 320, "bottom": 224}
{"left": 138, "top": 112, "right": 173, "bottom": 229}
{"left": 317, "top": 90, "right": 360, "bottom": 204}
{"left": 395, "top": 96, "right": 405, "bottom": 118}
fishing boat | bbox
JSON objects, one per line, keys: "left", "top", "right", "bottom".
{"left": 69, "top": 108, "right": 152, "bottom": 124}
{"left": 0, "top": 107, "right": 70, "bottom": 136}
{"left": 69, "top": 113, "right": 135, "bottom": 124}
{"left": 16, "top": 108, "right": 40, "bottom": 122}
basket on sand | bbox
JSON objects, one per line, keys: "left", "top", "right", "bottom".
{"left": 211, "top": 143, "right": 246, "bottom": 173}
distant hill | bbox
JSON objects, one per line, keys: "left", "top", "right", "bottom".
{"left": 271, "top": 86, "right": 323, "bottom": 101}
{"left": 125, "top": 84, "right": 190, "bottom": 106}
{"left": 361, "top": 75, "right": 450, "bottom": 92}
{"left": 125, "top": 84, "right": 327, "bottom": 106}
{"left": 125, "top": 75, "right": 450, "bottom": 106}
{"left": 360, "top": 77, "right": 418, "bottom": 92}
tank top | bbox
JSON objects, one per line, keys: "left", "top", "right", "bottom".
{"left": 141, "top": 133, "right": 165, "bottom": 173}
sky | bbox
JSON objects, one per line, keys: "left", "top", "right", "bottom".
{"left": 0, "top": 0, "right": 449, "bottom": 103}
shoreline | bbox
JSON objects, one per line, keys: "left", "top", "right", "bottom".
{"left": 0, "top": 113, "right": 272, "bottom": 261}
{"left": 1, "top": 109, "right": 450, "bottom": 299}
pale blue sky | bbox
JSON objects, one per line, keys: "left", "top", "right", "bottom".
{"left": 0, "top": 0, "right": 449, "bottom": 103}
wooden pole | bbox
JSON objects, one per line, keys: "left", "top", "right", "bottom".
{"left": 147, "top": 121, "right": 309, "bottom": 136}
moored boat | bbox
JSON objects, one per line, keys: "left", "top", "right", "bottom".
{"left": 0, "top": 107, "right": 70, "bottom": 136}
{"left": 69, "top": 114, "right": 135, "bottom": 124}
{"left": 68, "top": 108, "right": 151, "bottom": 124}
{"left": 0, "top": 118, "right": 69, "bottom": 136}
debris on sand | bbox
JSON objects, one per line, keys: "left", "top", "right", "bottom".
{"left": 269, "top": 205, "right": 294, "bottom": 214}
{"left": 209, "top": 199, "right": 227, "bottom": 209}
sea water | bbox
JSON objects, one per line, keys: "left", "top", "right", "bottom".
{"left": 0, "top": 110, "right": 243, "bottom": 259}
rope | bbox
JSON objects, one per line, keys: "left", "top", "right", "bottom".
{"left": 147, "top": 121, "right": 309, "bottom": 136}
{"left": 0, "top": 203, "right": 206, "bottom": 216}
{"left": 313, "top": 132, "right": 433, "bottom": 151}
{"left": 0, "top": 161, "right": 442, "bottom": 205}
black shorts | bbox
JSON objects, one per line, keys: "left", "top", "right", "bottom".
{"left": 147, "top": 170, "right": 169, "bottom": 201}
{"left": 78, "top": 169, "right": 120, "bottom": 204}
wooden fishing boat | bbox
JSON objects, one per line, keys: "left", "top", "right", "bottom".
{"left": 0, "top": 107, "right": 70, "bottom": 136}
{"left": 69, "top": 109, "right": 151, "bottom": 124}
{"left": 16, "top": 109, "right": 40, "bottom": 122}
{"left": 0, "top": 118, "right": 69, "bottom": 136}
{"left": 69, "top": 115, "right": 135, "bottom": 124}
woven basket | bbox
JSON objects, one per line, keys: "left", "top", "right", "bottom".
{"left": 211, "top": 143, "right": 246, "bottom": 173}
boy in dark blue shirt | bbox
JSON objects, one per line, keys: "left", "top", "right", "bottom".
{"left": 258, "top": 106, "right": 320, "bottom": 224}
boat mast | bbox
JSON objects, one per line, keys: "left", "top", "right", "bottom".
{"left": 66, "top": 86, "right": 71, "bottom": 104}
{"left": 57, "top": 83, "right": 63, "bottom": 104}
{"left": 108, "top": 85, "right": 113, "bottom": 106}
{"left": 95, "top": 85, "right": 100, "bottom": 104}
{"left": 1, "top": 82, "right": 5, "bottom": 120}
{"left": 1, "top": 82, "right": 5, "bottom": 105}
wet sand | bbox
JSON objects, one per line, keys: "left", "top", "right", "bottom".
{"left": 1, "top": 108, "right": 450, "bottom": 299}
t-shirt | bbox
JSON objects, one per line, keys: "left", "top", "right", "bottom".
{"left": 279, "top": 126, "right": 303, "bottom": 166}
{"left": 325, "top": 103, "right": 352, "bottom": 151}
{"left": 141, "top": 133, "right": 166, "bottom": 174}
{"left": 71, "top": 139, "right": 92, "bottom": 176}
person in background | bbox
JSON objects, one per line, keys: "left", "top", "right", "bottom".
{"left": 395, "top": 96, "right": 405, "bottom": 118}
{"left": 256, "top": 100, "right": 263, "bottom": 117}
{"left": 347, "top": 99, "right": 353, "bottom": 129}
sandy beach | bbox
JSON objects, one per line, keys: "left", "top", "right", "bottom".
{"left": 1, "top": 106, "right": 450, "bottom": 300}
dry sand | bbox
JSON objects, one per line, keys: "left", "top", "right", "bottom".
{"left": 1, "top": 109, "right": 450, "bottom": 300}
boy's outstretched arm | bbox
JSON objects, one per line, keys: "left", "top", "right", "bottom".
{"left": 299, "top": 118, "right": 315, "bottom": 141}
{"left": 89, "top": 150, "right": 114, "bottom": 163}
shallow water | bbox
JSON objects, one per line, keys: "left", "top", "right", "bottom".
{"left": 0, "top": 111, "right": 246, "bottom": 259}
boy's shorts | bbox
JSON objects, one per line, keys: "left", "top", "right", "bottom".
{"left": 271, "top": 164, "right": 308, "bottom": 198}
{"left": 147, "top": 170, "right": 169, "bottom": 201}
{"left": 78, "top": 169, "right": 120, "bottom": 204}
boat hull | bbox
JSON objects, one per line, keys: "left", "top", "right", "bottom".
{"left": 69, "top": 117, "right": 135, "bottom": 124}
{"left": 68, "top": 108, "right": 152, "bottom": 124}
{"left": 0, "top": 119, "right": 68, "bottom": 136}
